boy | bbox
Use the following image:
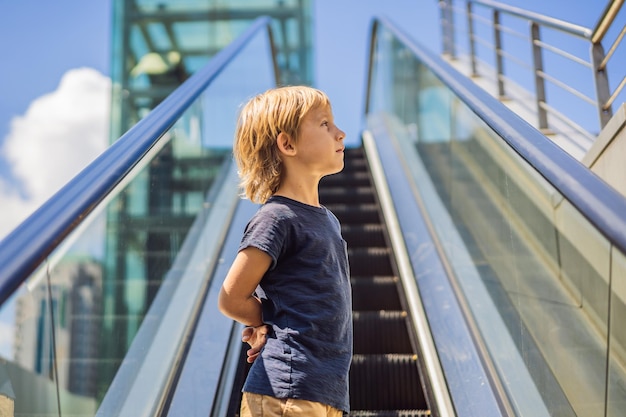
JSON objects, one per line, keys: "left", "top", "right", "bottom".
{"left": 218, "top": 86, "right": 351, "bottom": 417}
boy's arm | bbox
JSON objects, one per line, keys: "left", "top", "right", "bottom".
{"left": 218, "top": 246, "right": 271, "bottom": 327}
{"left": 219, "top": 247, "right": 272, "bottom": 363}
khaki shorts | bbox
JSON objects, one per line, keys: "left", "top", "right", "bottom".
{"left": 240, "top": 392, "right": 343, "bottom": 417}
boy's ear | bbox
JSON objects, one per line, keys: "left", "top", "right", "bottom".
{"left": 276, "top": 132, "right": 296, "bottom": 156}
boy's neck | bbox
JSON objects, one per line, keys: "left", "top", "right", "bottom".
{"left": 274, "top": 179, "right": 321, "bottom": 208}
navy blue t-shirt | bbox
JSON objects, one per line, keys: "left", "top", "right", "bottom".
{"left": 239, "top": 195, "right": 352, "bottom": 412}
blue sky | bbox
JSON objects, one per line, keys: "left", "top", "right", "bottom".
{"left": 0, "top": 0, "right": 608, "bottom": 239}
{"left": 0, "top": 1, "right": 111, "bottom": 157}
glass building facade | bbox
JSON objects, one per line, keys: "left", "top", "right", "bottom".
{"left": 102, "top": 0, "right": 313, "bottom": 402}
{"left": 110, "top": 0, "right": 313, "bottom": 140}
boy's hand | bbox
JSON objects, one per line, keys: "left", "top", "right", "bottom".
{"left": 242, "top": 325, "right": 268, "bottom": 363}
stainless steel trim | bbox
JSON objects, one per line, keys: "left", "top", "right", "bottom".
{"left": 538, "top": 70, "right": 597, "bottom": 105}
{"left": 599, "top": 24, "right": 626, "bottom": 70}
{"left": 211, "top": 322, "right": 245, "bottom": 417}
{"left": 534, "top": 40, "right": 592, "bottom": 68}
{"left": 472, "top": 0, "right": 592, "bottom": 38}
{"left": 362, "top": 130, "right": 457, "bottom": 417}
{"left": 604, "top": 74, "right": 626, "bottom": 110}
{"left": 442, "top": 0, "right": 623, "bottom": 130}
{"left": 591, "top": 0, "right": 625, "bottom": 43}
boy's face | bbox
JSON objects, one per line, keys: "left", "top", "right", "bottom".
{"left": 295, "top": 104, "right": 346, "bottom": 177}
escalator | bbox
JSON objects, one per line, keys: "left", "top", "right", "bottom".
{"left": 320, "top": 148, "right": 430, "bottom": 416}
{"left": 2, "top": 11, "right": 626, "bottom": 417}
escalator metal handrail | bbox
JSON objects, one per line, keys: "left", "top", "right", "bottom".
{"left": 0, "top": 16, "right": 277, "bottom": 305}
{"left": 366, "top": 16, "right": 626, "bottom": 256}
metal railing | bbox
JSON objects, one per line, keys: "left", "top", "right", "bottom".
{"left": 439, "top": 0, "right": 625, "bottom": 134}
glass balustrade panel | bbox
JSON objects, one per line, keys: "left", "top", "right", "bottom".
{"left": 0, "top": 27, "right": 275, "bottom": 416}
{"left": 367, "top": 25, "right": 624, "bottom": 417}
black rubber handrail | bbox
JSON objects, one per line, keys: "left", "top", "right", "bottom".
{"left": 365, "top": 16, "right": 626, "bottom": 256}
{"left": 0, "top": 16, "right": 277, "bottom": 305}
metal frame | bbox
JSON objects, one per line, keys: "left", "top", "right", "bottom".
{"left": 442, "top": 0, "right": 625, "bottom": 132}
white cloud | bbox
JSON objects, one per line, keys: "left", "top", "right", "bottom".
{"left": 0, "top": 68, "right": 111, "bottom": 239}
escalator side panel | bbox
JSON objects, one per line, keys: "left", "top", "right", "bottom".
{"left": 165, "top": 200, "right": 257, "bottom": 417}
{"left": 364, "top": 119, "right": 507, "bottom": 417}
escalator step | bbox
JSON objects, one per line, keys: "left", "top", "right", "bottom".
{"left": 350, "top": 354, "right": 427, "bottom": 411}
{"left": 349, "top": 248, "right": 393, "bottom": 276}
{"left": 344, "top": 149, "right": 366, "bottom": 157}
{"left": 343, "top": 149, "right": 366, "bottom": 164}
{"left": 342, "top": 224, "right": 386, "bottom": 248}
{"left": 322, "top": 171, "right": 370, "bottom": 188}
{"left": 320, "top": 186, "right": 375, "bottom": 204}
{"left": 321, "top": 146, "right": 432, "bottom": 417}
{"left": 351, "top": 276, "right": 402, "bottom": 311}
{"left": 329, "top": 158, "right": 366, "bottom": 170}
{"left": 353, "top": 311, "right": 413, "bottom": 354}
{"left": 329, "top": 204, "right": 381, "bottom": 224}
{"left": 349, "top": 410, "right": 431, "bottom": 417}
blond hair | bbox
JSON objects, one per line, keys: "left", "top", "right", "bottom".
{"left": 234, "top": 86, "right": 331, "bottom": 204}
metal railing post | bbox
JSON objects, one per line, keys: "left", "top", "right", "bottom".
{"left": 467, "top": 1, "right": 478, "bottom": 76}
{"left": 493, "top": 9, "right": 505, "bottom": 98}
{"left": 448, "top": 0, "right": 456, "bottom": 59}
{"left": 530, "top": 22, "right": 549, "bottom": 130}
{"left": 439, "top": 0, "right": 448, "bottom": 55}
{"left": 589, "top": 0, "right": 623, "bottom": 130}
{"left": 590, "top": 42, "right": 613, "bottom": 129}
{"left": 439, "top": 0, "right": 456, "bottom": 58}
